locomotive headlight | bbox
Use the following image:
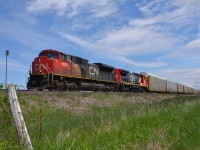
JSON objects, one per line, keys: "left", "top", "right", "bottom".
{"left": 38, "top": 58, "right": 41, "bottom": 62}
{"left": 40, "top": 70, "right": 42, "bottom": 73}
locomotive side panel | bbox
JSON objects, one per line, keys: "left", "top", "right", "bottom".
{"left": 117, "top": 69, "right": 129, "bottom": 83}
{"left": 98, "top": 71, "right": 114, "bottom": 81}
{"left": 127, "top": 73, "right": 140, "bottom": 84}
{"left": 50, "top": 59, "right": 81, "bottom": 77}
{"left": 114, "top": 69, "right": 121, "bottom": 82}
{"left": 94, "top": 63, "right": 115, "bottom": 82}
{"left": 53, "top": 60, "right": 69, "bottom": 75}
{"left": 86, "top": 64, "right": 99, "bottom": 80}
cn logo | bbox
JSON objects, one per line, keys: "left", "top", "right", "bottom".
{"left": 130, "top": 75, "right": 135, "bottom": 82}
{"left": 89, "top": 66, "right": 99, "bottom": 76}
{"left": 35, "top": 64, "right": 39, "bottom": 70}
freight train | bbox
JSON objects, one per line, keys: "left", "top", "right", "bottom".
{"left": 27, "top": 49, "right": 197, "bottom": 94}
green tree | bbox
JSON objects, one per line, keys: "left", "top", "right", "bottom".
{"left": 0, "top": 83, "right": 3, "bottom": 89}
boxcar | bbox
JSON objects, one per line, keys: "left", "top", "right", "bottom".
{"left": 177, "top": 84, "right": 184, "bottom": 93}
{"left": 183, "top": 86, "right": 189, "bottom": 94}
{"left": 167, "top": 81, "right": 177, "bottom": 93}
{"left": 148, "top": 75, "right": 167, "bottom": 92}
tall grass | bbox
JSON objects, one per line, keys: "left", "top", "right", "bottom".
{"left": 22, "top": 95, "right": 200, "bottom": 150}
{"left": 1, "top": 91, "right": 200, "bottom": 149}
{"left": 0, "top": 92, "right": 20, "bottom": 149}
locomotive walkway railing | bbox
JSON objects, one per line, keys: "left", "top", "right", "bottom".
{"left": 40, "top": 64, "right": 54, "bottom": 82}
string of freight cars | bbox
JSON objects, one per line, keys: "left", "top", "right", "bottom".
{"left": 27, "top": 49, "right": 197, "bottom": 94}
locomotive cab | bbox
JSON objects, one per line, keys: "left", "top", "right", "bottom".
{"left": 114, "top": 69, "right": 129, "bottom": 83}
{"left": 31, "top": 50, "right": 60, "bottom": 75}
{"left": 27, "top": 49, "right": 84, "bottom": 90}
{"left": 27, "top": 50, "right": 61, "bottom": 89}
{"left": 39, "top": 50, "right": 59, "bottom": 59}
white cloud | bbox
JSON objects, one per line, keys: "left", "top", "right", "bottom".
{"left": 159, "top": 49, "right": 200, "bottom": 60}
{"left": 174, "top": 0, "right": 200, "bottom": 8}
{"left": 57, "top": 31, "right": 168, "bottom": 67}
{"left": 26, "top": 0, "right": 200, "bottom": 62}
{"left": 116, "top": 56, "right": 166, "bottom": 68}
{"left": 18, "top": 50, "right": 37, "bottom": 60}
{"left": 0, "top": 58, "right": 28, "bottom": 73}
{"left": 137, "top": 0, "right": 167, "bottom": 15}
{"left": 52, "top": 0, "right": 200, "bottom": 71}
{"left": 0, "top": 17, "right": 65, "bottom": 50}
{"left": 158, "top": 68, "right": 200, "bottom": 89}
{"left": 26, "top": 0, "right": 122, "bottom": 18}
{"left": 139, "top": 0, "right": 200, "bottom": 15}
{"left": 57, "top": 21, "right": 177, "bottom": 56}
{"left": 71, "top": 22, "right": 93, "bottom": 31}
{"left": 95, "top": 26, "right": 177, "bottom": 56}
{"left": 26, "top": 0, "right": 70, "bottom": 16}
{"left": 186, "top": 39, "right": 200, "bottom": 48}
{"left": 129, "top": 17, "right": 160, "bottom": 27}
{"left": 58, "top": 32, "right": 92, "bottom": 48}
{"left": 136, "top": 0, "right": 200, "bottom": 33}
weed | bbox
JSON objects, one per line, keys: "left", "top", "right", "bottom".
{"left": 0, "top": 93, "right": 21, "bottom": 149}
{"left": 1, "top": 92, "right": 200, "bottom": 150}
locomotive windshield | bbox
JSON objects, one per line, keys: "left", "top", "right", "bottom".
{"left": 39, "top": 51, "right": 59, "bottom": 59}
{"left": 48, "top": 52, "right": 58, "bottom": 59}
{"left": 39, "top": 52, "right": 46, "bottom": 56}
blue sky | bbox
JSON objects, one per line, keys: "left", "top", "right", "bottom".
{"left": 0, "top": 0, "right": 200, "bottom": 89}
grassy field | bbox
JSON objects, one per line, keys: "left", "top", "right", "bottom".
{"left": 1, "top": 91, "right": 200, "bottom": 149}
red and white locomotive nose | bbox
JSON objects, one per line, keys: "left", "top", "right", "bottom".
{"left": 32, "top": 57, "right": 49, "bottom": 74}
{"left": 139, "top": 74, "right": 148, "bottom": 86}
{"left": 31, "top": 50, "right": 57, "bottom": 75}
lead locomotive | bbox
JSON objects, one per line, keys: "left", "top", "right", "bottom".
{"left": 27, "top": 49, "right": 147, "bottom": 91}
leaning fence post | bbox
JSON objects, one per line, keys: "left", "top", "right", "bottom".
{"left": 7, "top": 84, "right": 33, "bottom": 150}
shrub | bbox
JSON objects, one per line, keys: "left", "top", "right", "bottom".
{"left": 0, "top": 83, "right": 3, "bottom": 89}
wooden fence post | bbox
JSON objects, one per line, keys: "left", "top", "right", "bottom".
{"left": 7, "top": 84, "right": 33, "bottom": 150}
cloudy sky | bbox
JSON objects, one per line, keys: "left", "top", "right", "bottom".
{"left": 0, "top": 0, "right": 200, "bottom": 89}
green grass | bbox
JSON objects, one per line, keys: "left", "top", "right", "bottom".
{"left": 25, "top": 95, "right": 200, "bottom": 149}
{"left": 0, "top": 93, "right": 21, "bottom": 149}
{"left": 1, "top": 92, "right": 200, "bottom": 149}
